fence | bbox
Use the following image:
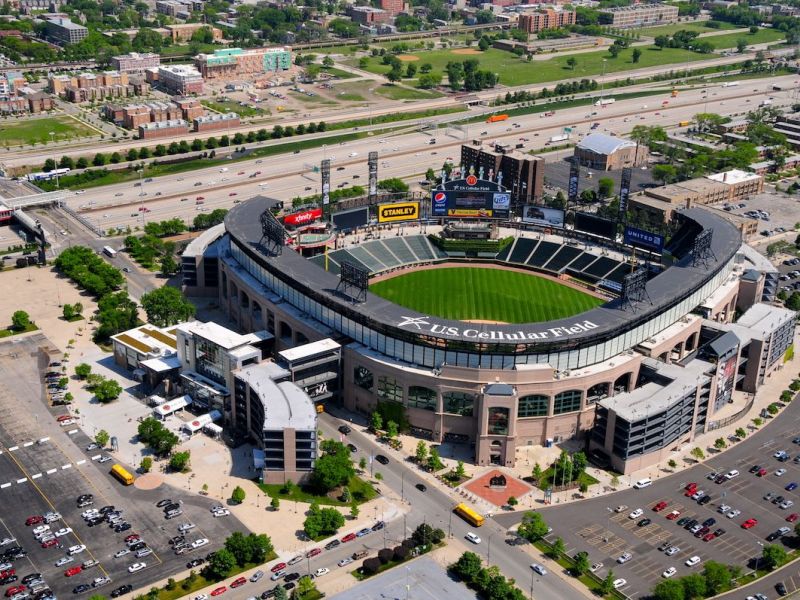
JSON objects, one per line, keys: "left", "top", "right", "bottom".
{"left": 707, "top": 394, "right": 755, "bottom": 431}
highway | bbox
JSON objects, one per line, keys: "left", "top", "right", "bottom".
{"left": 1, "top": 48, "right": 785, "bottom": 171}
{"left": 65, "top": 73, "right": 799, "bottom": 233}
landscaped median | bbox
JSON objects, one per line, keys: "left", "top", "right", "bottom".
{"left": 351, "top": 523, "right": 446, "bottom": 581}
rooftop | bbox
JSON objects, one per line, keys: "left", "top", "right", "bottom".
{"left": 278, "top": 338, "right": 341, "bottom": 363}
{"left": 176, "top": 320, "right": 257, "bottom": 350}
{"left": 576, "top": 132, "right": 636, "bottom": 155}
{"left": 736, "top": 302, "right": 795, "bottom": 337}
{"left": 235, "top": 363, "right": 317, "bottom": 430}
{"left": 706, "top": 169, "right": 762, "bottom": 185}
{"left": 111, "top": 323, "right": 179, "bottom": 356}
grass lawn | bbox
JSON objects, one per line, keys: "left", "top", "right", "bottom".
{"left": 352, "top": 45, "right": 715, "bottom": 88}
{"left": 154, "top": 556, "right": 276, "bottom": 600}
{"left": 202, "top": 100, "right": 266, "bottom": 118}
{"left": 321, "top": 65, "right": 357, "bottom": 79}
{"left": 370, "top": 267, "right": 604, "bottom": 323}
{"left": 701, "top": 28, "right": 785, "bottom": 49}
{"left": 160, "top": 42, "right": 218, "bottom": 57}
{"left": 0, "top": 323, "right": 38, "bottom": 339}
{"left": 639, "top": 20, "right": 739, "bottom": 37}
{"left": 0, "top": 116, "right": 96, "bottom": 146}
{"left": 375, "top": 84, "right": 443, "bottom": 101}
{"left": 537, "top": 467, "right": 600, "bottom": 490}
{"left": 257, "top": 475, "right": 377, "bottom": 506}
{"left": 290, "top": 91, "right": 337, "bottom": 105}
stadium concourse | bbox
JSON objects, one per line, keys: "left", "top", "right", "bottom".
{"left": 181, "top": 195, "right": 793, "bottom": 475}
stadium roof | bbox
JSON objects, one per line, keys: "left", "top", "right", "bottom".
{"left": 576, "top": 133, "right": 636, "bottom": 155}
{"left": 225, "top": 199, "right": 742, "bottom": 350}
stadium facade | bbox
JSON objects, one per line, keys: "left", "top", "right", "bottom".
{"left": 186, "top": 196, "right": 795, "bottom": 473}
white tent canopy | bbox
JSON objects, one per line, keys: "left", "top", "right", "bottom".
{"left": 181, "top": 410, "right": 222, "bottom": 434}
{"left": 153, "top": 395, "right": 192, "bottom": 418}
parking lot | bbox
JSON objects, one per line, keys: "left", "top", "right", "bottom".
{"left": 726, "top": 191, "right": 800, "bottom": 239}
{"left": 0, "top": 335, "right": 244, "bottom": 600}
{"left": 496, "top": 395, "right": 800, "bottom": 599}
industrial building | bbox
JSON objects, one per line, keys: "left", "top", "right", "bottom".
{"left": 598, "top": 3, "right": 679, "bottom": 27}
{"left": 573, "top": 133, "right": 648, "bottom": 171}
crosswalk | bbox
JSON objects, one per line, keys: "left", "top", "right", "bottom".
{"left": 0, "top": 439, "right": 101, "bottom": 490}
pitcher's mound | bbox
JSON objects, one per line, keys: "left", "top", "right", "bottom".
{"left": 452, "top": 48, "right": 481, "bottom": 55}
{"left": 135, "top": 473, "right": 163, "bottom": 490}
{"left": 397, "top": 54, "right": 419, "bottom": 61}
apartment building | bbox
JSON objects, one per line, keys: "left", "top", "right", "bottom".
{"left": 157, "top": 64, "right": 204, "bottom": 95}
{"left": 598, "top": 3, "right": 679, "bottom": 27}
{"left": 138, "top": 119, "right": 188, "bottom": 140}
{"left": 349, "top": 6, "right": 391, "bottom": 23}
{"left": 111, "top": 52, "right": 161, "bottom": 73}
{"left": 518, "top": 7, "right": 576, "bottom": 33}
{"left": 44, "top": 17, "right": 87, "bottom": 44}
{"left": 166, "top": 23, "right": 223, "bottom": 43}
{"left": 460, "top": 143, "right": 545, "bottom": 206}
{"left": 194, "top": 47, "right": 292, "bottom": 79}
{"left": 380, "top": 0, "right": 405, "bottom": 15}
{"left": 193, "top": 112, "right": 240, "bottom": 133}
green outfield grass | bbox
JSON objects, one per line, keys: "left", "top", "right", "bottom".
{"left": 370, "top": 267, "right": 604, "bottom": 323}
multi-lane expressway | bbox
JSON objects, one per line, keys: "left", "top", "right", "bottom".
{"left": 66, "top": 74, "right": 798, "bottom": 232}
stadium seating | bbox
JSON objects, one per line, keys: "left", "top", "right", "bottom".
{"left": 567, "top": 253, "right": 598, "bottom": 272}
{"left": 347, "top": 246, "right": 390, "bottom": 273}
{"left": 582, "top": 256, "right": 620, "bottom": 281}
{"left": 526, "top": 241, "right": 560, "bottom": 269}
{"left": 383, "top": 237, "right": 418, "bottom": 265}
{"left": 508, "top": 238, "right": 537, "bottom": 264}
{"left": 543, "top": 245, "right": 583, "bottom": 272}
{"left": 405, "top": 235, "right": 436, "bottom": 261}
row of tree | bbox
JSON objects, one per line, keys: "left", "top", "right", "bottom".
{"left": 202, "top": 531, "right": 274, "bottom": 580}
{"left": 451, "top": 552, "right": 527, "bottom": 600}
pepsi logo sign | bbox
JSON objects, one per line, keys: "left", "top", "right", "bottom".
{"left": 433, "top": 192, "right": 447, "bottom": 204}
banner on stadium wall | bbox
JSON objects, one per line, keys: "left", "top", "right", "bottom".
{"left": 284, "top": 208, "right": 322, "bottom": 227}
{"left": 623, "top": 225, "right": 665, "bottom": 253}
{"left": 377, "top": 201, "right": 420, "bottom": 223}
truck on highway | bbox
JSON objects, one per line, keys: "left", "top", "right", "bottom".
{"left": 548, "top": 133, "right": 570, "bottom": 144}
{"left": 486, "top": 114, "right": 509, "bottom": 123}
{"left": 761, "top": 99, "right": 773, "bottom": 107}
{"left": 594, "top": 98, "right": 615, "bottom": 107}
{"left": 679, "top": 120, "right": 691, "bottom": 127}
{"left": 103, "top": 246, "right": 117, "bottom": 258}
{"left": 722, "top": 81, "right": 739, "bottom": 88}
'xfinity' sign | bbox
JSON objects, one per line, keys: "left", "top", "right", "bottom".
{"left": 397, "top": 316, "right": 600, "bottom": 341}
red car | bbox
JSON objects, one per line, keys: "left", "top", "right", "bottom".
{"left": 666, "top": 510, "right": 681, "bottom": 521}
{"left": 196, "top": 196, "right": 205, "bottom": 201}
{"left": 741, "top": 518, "right": 758, "bottom": 529}
{"left": 786, "top": 513, "right": 799, "bottom": 523}
{"left": 230, "top": 577, "right": 246, "bottom": 589}
{"left": 55, "top": 415, "right": 72, "bottom": 423}
{"left": 64, "top": 567, "right": 82, "bottom": 577}
{"left": 306, "top": 548, "right": 322, "bottom": 558}
{"left": 757, "top": 469, "right": 768, "bottom": 477}
{"left": 229, "top": 192, "right": 237, "bottom": 197}
{"left": 210, "top": 587, "right": 226, "bottom": 597}
{"left": 684, "top": 483, "right": 697, "bottom": 497}
{"left": 237, "top": 172, "right": 245, "bottom": 176}
{"left": 652, "top": 501, "right": 668, "bottom": 512}
{"left": 41, "top": 539, "right": 58, "bottom": 549}
{"left": 341, "top": 533, "right": 357, "bottom": 543}
{"left": 124, "top": 534, "right": 140, "bottom": 543}
{"left": 5, "top": 586, "right": 25, "bottom": 597}
{"left": 0, "top": 571, "right": 14, "bottom": 579}
{"left": 702, "top": 532, "right": 716, "bottom": 542}
{"left": 25, "top": 515, "right": 43, "bottom": 526}
{"left": 270, "top": 563, "right": 286, "bottom": 573}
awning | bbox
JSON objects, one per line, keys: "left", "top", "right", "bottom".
{"left": 154, "top": 394, "right": 192, "bottom": 417}
{"left": 181, "top": 410, "right": 222, "bottom": 434}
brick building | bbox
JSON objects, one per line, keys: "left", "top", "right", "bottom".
{"left": 573, "top": 132, "right": 648, "bottom": 170}
{"left": 193, "top": 112, "right": 240, "bottom": 133}
{"left": 518, "top": 8, "right": 576, "bottom": 33}
{"left": 460, "top": 142, "right": 545, "bottom": 206}
{"left": 138, "top": 119, "right": 187, "bottom": 140}
{"left": 598, "top": 3, "right": 679, "bottom": 27}
{"left": 194, "top": 47, "right": 292, "bottom": 79}
{"left": 349, "top": 6, "right": 390, "bottom": 23}
{"left": 166, "top": 23, "right": 223, "bottom": 43}
{"left": 112, "top": 52, "right": 161, "bottom": 73}
{"left": 157, "top": 64, "right": 204, "bottom": 95}
{"left": 174, "top": 97, "right": 205, "bottom": 121}
{"left": 380, "top": 0, "right": 405, "bottom": 15}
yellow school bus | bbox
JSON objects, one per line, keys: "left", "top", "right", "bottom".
{"left": 111, "top": 464, "right": 135, "bottom": 486}
{"left": 454, "top": 503, "right": 485, "bottom": 527}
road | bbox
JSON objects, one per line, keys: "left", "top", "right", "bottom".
{"left": 61, "top": 73, "right": 799, "bottom": 233}
{"left": 1, "top": 48, "right": 784, "bottom": 171}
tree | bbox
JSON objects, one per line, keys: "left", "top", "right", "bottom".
{"left": 517, "top": 511, "right": 549, "bottom": 542}
{"left": 573, "top": 552, "right": 590, "bottom": 576}
{"left": 340, "top": 487, "right": 351, "bottom": 503}
{"left": 452, "top": 551, "right": 482, "bottom": 583}
{"left": 93, "top": 378, "right": 122, "bottom": 403}
{"left": 140, "top": 456, "right": 152, "bottom": 472}
{"left": 303, "top": 506, "right": 345, "bottom": 538}
{"left": 455, "top": 460, "right": 466, "bottom": 479}
{"left": 95, "top": 429, "right": 110, "bottom": 448}
{"left": 736, "top": 38, "right": 748, "bottom": 53}
{"left": 11, "top": 310, "right": 30, "bottom": 331}
{"left": 690, "top": 447, "right": 705, "bottom": 461}
{"left": 273, "top": 586, "right": 288, "bottom": 600}
{"left": 598, "top": 177, "right": 614, "bottom": 198}
{"left": 762, "top": 544, "right": 787, "bottom": 570}
{"left": 349, "top": 502, "right": 359, "bottom": 519}
{"left": 230, "top": 485, "right": 246, "bottom": 504}
{"left": 62, "top": 303, "right": 75, "bottom": 320}
{"left": 548, "top": 536, "right": 565, "bottom": 558}
{"left": 169, "top": 450, "right": 191, "bottom": 472}
{"left": 532, "top": 463, "right": 543, "bottom": 482}
{"left": 405, "top": 63, "right": 417, "bottom": 78}
{"left": 653, "top": 579, "right": 685, "bottom": 600}
{"left": 386, "top": 65, "right": 403, "bottom": 83}
{"left": 566, "top": 56, "right": 577, "bottom": 70}
{"left": 478, "top": 36, "right": 490, "bottom": 51}
{"left": 427, "top": 447, "right": 443, "bottom": 471}
{"left": 75, "top": 363, "right": 92, "bottom": 379}
{"left": 714, "top": 438, "right": 727, "bottom": 450}
{"left": 600, "top": 571, "right": 615, "bottom": 595}
{"left": 415, "top": 440, "right": 428, "bottom": 464}
{"left": 653, "top": 164, "right": 678, "bottom": 185}
{"left": 681, "top": 573, "right": 707, "bottom": 599}
{"left": 205, "top": 548, "right": 236, "bottom": 579}
{"left": 507, "top": 496, "right": 518, "bottom": 507}
{"left": 311, "top": 441, "right": 355, "bottom": 492}
{"left": 140, "top": 286, "right": 196, "bottom": 327}
{"left": 358, "top": 457, "right": 367, "bottom": 471}
{"left": 370, "top": 411, "right": 383, "bottom": 432}
{"left": 735, "top": 427, "right": 747, "bottom": 439}
{"left": 160, "top": 255, "right": 178, "bottom": 277}
{"left": 270, "top": 497, "right": 280, "bottom": 511}
{"left": 385, "top": 420, "right": 398, "bottom": 439}
{"left": 608, "top": 44, "right": 621, "bottom": 58}
{"left": 632, "top": 47, "right": 642, "bottom": 63}
{"left": 702, "top": 561, "right": 731, "bottom": 594}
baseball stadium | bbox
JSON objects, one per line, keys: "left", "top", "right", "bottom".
{"left": 188, "top": 184, "right": 793, "bottom": 473}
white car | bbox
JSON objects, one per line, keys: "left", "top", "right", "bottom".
{"left": 314, "top": 568, "right": 329, "bottom": 577}
{"left": 530, "top": 563, "right": 547, "bottom": 576}
{"left": 465, "top": 532, "right": 481, "bottom": 544}
{"left": 92, "top": 577, "right": 111, "bottom": 588}
{"left": 685, "top": 556, "right": 701, "bottom": 567}
{"left": 338, "top": 558, "right": 353, "bottom": 567}
{"left": 774, "top": 450, "right": 788, "bottom": 459}
{"left": 614, "top": 505, "right": 628, "bottom": 513}
{"left": 590, "top": 562, "right": 603, "bottom": 572}
{"left": 0, "top": 538, "right": 15, "bottom": 546}
{"left": 724, "top": 470, "right": 739, "bottom": 480}
{"left": 44, "top": 513, "right": 61, "bottom": 523}
{"left": 288, "top": 555, "right": 303, "bottom": 566}
{"left": 54, "top": 528, "right": 73, "bottom": 537}
{"left": 617, "top": 553, "right": 632, "bottom": 564}
{"left": 55, "top": 557, "right": 74, "bottom": 567}
{"left": 68, "top": 544, "right": 87, "bottom": 555}
{"left": 727, "top": 509, "right": 741, "bottom": 519}
{"left": 191, "top": 538, "right": 209, "bottom": 549}
{"left": 691, "top": 491, "right": 706, "bottom": 501}
{"left": 776, "top": 468, "right": 788, "bottom": 476}
{"left": 613, "top": 579, "right": 627, "bottom": 589}
{"left": 194, "top": 595, "right": 208, "bottom": 600}
{"left": 628, "top": 509, "right": 644, "bottom": 520}
{"left": 178, "top": 523, "right": 196, "bottom": 532}
{"left": 662, "top": 567, "right": 677, "bottom": 578}
{"left": 780, "top": 500, "right": 794, "bottom": 509}
{"left": 717, "top": 505, "right": 731, "bottom": 514}
{"left": 665, "top": 547, "right": 680, "bottom": 556}
{"left": 128, "top": 562, "right": 146, "bottom": 573}
{"left": 82, "top": 510, "right": 99, "bottom": 519}
{"left": 32, "top": 525, "right": 50, "bottom": 535}
{"left": 212, "top": 509, "right": 230, "bottom": 518}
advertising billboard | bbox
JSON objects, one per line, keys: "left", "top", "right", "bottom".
{"left": 321, "top": 159, "right": 330, "bottom": 206}
{"left": 368, "top": 151, "right": 378, "bottom": 202}
{"left": 284, "top": 208, "right": 322, "bottom": 227}
{"left": 574, "top": 212, "right": 616, "bottom": 239}
{"left": 377, "top": 201, "right": 420, "bottom": 223}
{"left": 624, "top": 225, "right": 665, "bottom": 253}
{"left": 431, "top": 177, "right": 509, "bottom": 219}
{"left": 618, "top": 167, "right": 632, "bottom": 220}
{"left": 331, "top": 206, "right": 369, "bottom": 232}
{"left": 522, "top": 205, "right": 565, "bottom": 228}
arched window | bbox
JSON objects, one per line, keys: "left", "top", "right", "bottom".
{"left": 491, "top": 440, "right": 502, "bottom": 448}
{"left": 377, "top": 376, "right": 403, "bottom": 403}
{"left": 518, "top": 395, "right": 549, "bottom": 418}
{"left": 553, "top": 390, "right": 582, "bottom": 415}
{"left": 353, "top": 366, "right": 373, "bottom": 391}
{"left": 408, "top": 386, "right": 437, "bottom": 411}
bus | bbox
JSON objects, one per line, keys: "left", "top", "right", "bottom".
{"left": 110, "top": 464, "right": 135, "bottom": 486}
{"left": 454, "top": 503, "right": 484, "bottom": 527}
{"left": 103, "top": 246, "right": 117, "bottom": 258}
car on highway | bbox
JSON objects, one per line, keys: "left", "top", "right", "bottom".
{"left": 530, "top": 564, "right": 547, "bottom": 576}
{"left": 416, "top": 483, "right": 427, "bottom": 492}
{"left": 465, "top": 533, "right": 481, "bottom": 545}
{"left": 375, "top": 455, "right": 389, "bottom": 465}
